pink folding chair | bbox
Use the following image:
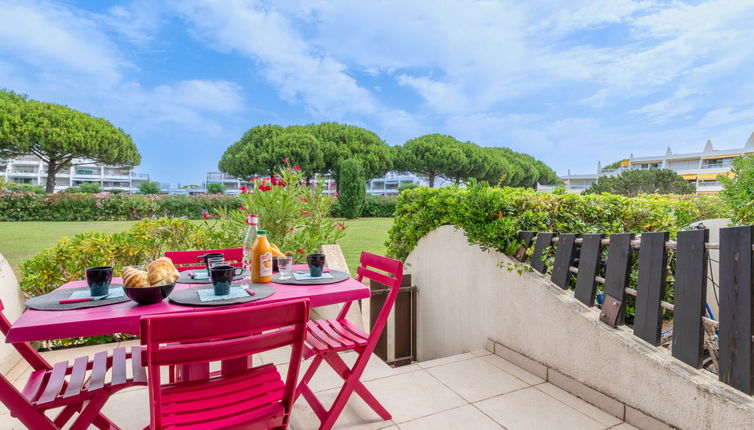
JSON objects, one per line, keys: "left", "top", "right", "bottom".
{"left": 164, "top": 248, "right": 244, "bottom": 272}
{"left": 140, "top": 299, "right": 310, "bottom": 429}
{"left": 0, "top": 300, "right": 147, "bottom": 429}
{"left": 295, "top": 251, "right": 403, "bottom": 430}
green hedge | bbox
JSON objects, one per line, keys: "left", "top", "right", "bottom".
{"left": 387, "top": 182, "right": 727, "bottom": 260}
{"left": 0, "top": 192, "right": 241, "bottom": 221}
{"left": 331, "top": 194, "right": 398, "bottom": 218}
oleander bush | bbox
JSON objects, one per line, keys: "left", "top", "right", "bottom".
{"left": 215, "top": 164, "right": 345, "bottom": 263}
{"left": 387, "top": 181, "right": 726, "bottom": 260}
{"left": 0, "top": 192, "right": 241, "bottom": 221}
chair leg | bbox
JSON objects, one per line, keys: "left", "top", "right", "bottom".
{"left": 323, "top": 352, "right": 391, "bottom": 420}
{"left": 53, "top": 404, "right": 80, "bottom": 427}
{"left": 92, "top": 412, "right": 121, "bottom": 430}
{"left": 299, "top": 381, "right": 327, "bottom": 422}
{"left": 69, "top": 391, "right": 111, "bottom": 430}
{"left": 319, "top": 377, "right": 360, "bottom": 430}
{"left": 293, "top": 355, "right": 323, "bottom": 403}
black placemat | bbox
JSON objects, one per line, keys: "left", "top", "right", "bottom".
{"left": 25, "top": 285, "right": 131, "bottom": 311}
{"left": 272, "top": 269, "right": 350, "bottom": 285}
{"left": 177, "top": 269, "right": 248, "bottom": 284}
{"left": 169, "top": 283, "right": 276, "bottom": 307}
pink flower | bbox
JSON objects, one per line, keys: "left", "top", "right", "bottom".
{"left": 239, "top": 185, "right": 248, "bottom": 193}
{"left": 297, "top": 248, "right": 304, "bottom": 254}
{"left": 329, "top": 183, "right": 334, "bottom": 188}
{"left": 289, "top": 227, "right": 294, "bottom": 233}
{"left": 294, "top": 166, "right": 301, "bottom": 171}
{"left": 258, "top": 184, "right": 271, "bottom": 192}
{"left": 333, "top": 191, "right": 339, "bottom": 196}
{"left": 297, "top": 197, "right": 308, "bottom": 202}
{"left": 337, "top": 222, "right": 346, "bottom": 231}
{"left": 240, "top": 205, "right": 247, "bottom": 211}
{"left": 202, "top": 211, "right": 209, "bottom": 219}
{"left": 300, "top": 210, "right": 310, "bottom": 217}
{"left": 283, "top": 157, "right": 289, "bottom": 163}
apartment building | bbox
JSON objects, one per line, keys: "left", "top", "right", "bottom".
{"left": 548, "top": 132, "right": 754, "bottom": 195}
{"left": 206, "top": 171, "right": 425, "bottom": 195}
{"left": 0, "top": 154, "right": 151, "bottom": 193}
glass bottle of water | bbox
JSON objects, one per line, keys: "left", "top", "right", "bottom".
{"left": 242, "top": 214, "right": 259, "bottom": 278}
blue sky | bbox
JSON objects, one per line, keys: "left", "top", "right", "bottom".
{"left": 1, "top": 0, "right": 754, "bottom": 185}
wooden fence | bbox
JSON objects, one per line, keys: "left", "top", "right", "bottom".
{"left": 516, "top": 227, "right": 754, "bottom": 395}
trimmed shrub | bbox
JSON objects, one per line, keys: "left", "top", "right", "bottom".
{"left": 331, "top": 194, "right": 397, "bottom": 218}
{"left": 5, "top": 183, "right": 44, "bottom": 194}
{"left": 338, "top": 159, "right": 366, "bottom": 219}
{"left": 78, "top": 182, "right": 103, "bottom": 193}
{"left": 387, "top": 181, "right": 726, "bottom": 261}
{"left": 397, "top": 182, "right": 420, "bottom": 193}
{"left": 206, "top": 183, "right": 226, "bottom": 194}
{"left": 360, "top": 195, "right": 398, "bottom": 217}
{"left": 0, "top": 192, "right": 241, "bottom": 221}
{"left": 138, "top": 180, "right": 161, "bottom": 194}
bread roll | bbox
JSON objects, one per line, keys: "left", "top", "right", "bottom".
{"left": 146, "top": 257, "right": 180, "bottom": 286}
{"left": 123, "top": 267, "right": 149, "bottom": 288}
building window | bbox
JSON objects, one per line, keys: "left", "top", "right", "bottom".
{"left": 698, "top": 180, "right": 720, "bottom": 187}
{"left": 636, "top": 162, "right": 660, "bottom": 169}
{"left": 702, "top": 158, "right": 734, "bottom": 169}
{"left": 76, "top": 168, "right": 96, "bottom": 175}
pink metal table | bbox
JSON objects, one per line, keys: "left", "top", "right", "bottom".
{"left": 6, "top": 273, "right": 369, "bottom": 344}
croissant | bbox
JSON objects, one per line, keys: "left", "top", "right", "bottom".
{"left": 146, "top": 257, "right": 180, "bottom": 286}
{"left": 123, "top": 267, "right": 150, "bottom": 288}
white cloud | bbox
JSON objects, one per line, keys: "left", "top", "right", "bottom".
{"left": 629, "top": 88, "right": 699, "bottom": 121}
{"left": 530, "top": 0, "right": 653, "bottom": 36}
{"left": 699, "top": 107, "right": 754, "bottom": 128}
{"left": 173, "top": 0, "right": 379, "bottom": 119}
{"left": 0, "top": 0, "right": 125, "bottom": 84}
{"left": 105, "top": 1, "right": 164, "bottom": 45}
{"left": 152, "top": 80, "right": 244, "bottom": 115}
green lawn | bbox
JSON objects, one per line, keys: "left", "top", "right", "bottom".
{"left": 0, "top": 218, "right": 393, "bottom": 276}
{"left": 334, "top": 217, "right": 393, "bottom": 272}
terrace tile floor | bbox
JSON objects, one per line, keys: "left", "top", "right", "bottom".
{"left": 0, "top": 342, "right": 637, "bottom": 429}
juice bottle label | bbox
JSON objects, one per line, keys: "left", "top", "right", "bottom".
{"left": 259, "top": 252, "right": 273, "bottom": 277}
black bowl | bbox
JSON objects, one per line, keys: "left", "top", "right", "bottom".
{"left": 124, "top": 283, "right": 175, "bottom": 305}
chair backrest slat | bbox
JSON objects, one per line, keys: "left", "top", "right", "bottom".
{"left": 164, "top": 248, "right": 244, "bottom": 271}
{"left": 141, "top": 303, "right": 304, "bottom": 345}
{"left": 354, "top": 252, "right": 404, "bottom": 349}
{"left": 356, "top": 266, "right": 398, "bottom": 290}
{"left": 140, "top": 299, "right": 309, "bottom": 429}
{"left": 146, "top": 327, "right": 299, "bottom": 366}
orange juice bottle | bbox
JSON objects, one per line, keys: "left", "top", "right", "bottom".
{"left": 252, "top": 230, "right": 273, "bottom": 283}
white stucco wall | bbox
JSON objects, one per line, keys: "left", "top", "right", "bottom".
{"left": 0, "top": 253, "right": 24, "bottom": 372}
{"left": 689, "top": 218, "right": 729, "bottom": 319}
{"left": 406, "top": 225, "right": 754, "bottom": 430}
